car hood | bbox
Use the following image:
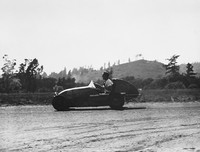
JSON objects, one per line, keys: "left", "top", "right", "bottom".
{"left": 58, "top": 80, "right": 96, "bottom": 95}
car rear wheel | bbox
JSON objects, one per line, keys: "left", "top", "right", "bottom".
{"left": 109, "top": 96, "right": 124, "bottom": 110}
{"left": 52, "top": 96, "right": 69, "bottom": 111}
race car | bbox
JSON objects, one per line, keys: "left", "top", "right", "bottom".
{"left": 52, "top": 78, "right": 139, "bottom": 111}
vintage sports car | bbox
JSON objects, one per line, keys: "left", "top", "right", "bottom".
{"left": 52, "top": 79, "right": 139, "bottom": 110}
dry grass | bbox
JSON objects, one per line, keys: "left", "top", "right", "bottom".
{"left": 0, "top": 92, "right": 54, "bottom": 106}
{"left": 138, "top": 89, "right": 200, "bottom": 102}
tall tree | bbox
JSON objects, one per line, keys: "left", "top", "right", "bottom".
{"left": 165, "top": 55, "right": 180, "bottom": 76}
{"left": 108, "top": 62, "right": 111, "bottom": 68}
{"left": 17, "top": 59, "right": 29, "bottom": 90}
{"left": 117, "top": 60, "right": 120, "bottom": 65}
{"left": 186, "top": 63, "right": 196, "bottom": 78}
{"left": 67, "top": 70, "right": 72, "bottom": 78}
{"left": 17, "top": 58, "right": 43, "bottom": 92}
{"left": 1, "top": 55, "right": 17, "bottom": 92}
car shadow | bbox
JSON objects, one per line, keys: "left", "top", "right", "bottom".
{"left": 56, "top": 106, "right": 146, "bottom": 111}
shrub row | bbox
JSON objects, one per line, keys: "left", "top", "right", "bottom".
{"left": 0, "top": 89, "right": 200, "bottom": 106}
{"left": 0, "top": 92, "right": 54, "bottom": 106}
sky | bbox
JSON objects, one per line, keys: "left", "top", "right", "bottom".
{"left": 0, "top": 0, "right": 200, "bottom": 75}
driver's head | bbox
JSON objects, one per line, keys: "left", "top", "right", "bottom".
{"left": 102, "top": 71, "right": 109, "bottom": 80}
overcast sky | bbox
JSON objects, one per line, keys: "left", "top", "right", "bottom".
{"left": 0, "top": 0, "right": 200, "bottom": 74}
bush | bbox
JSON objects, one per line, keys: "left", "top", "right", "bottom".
{"left": 0, "top": 93, "right": 54, "bottom": 105}
{"left": 188, "top": 84, "right": 199, "bottom": 89}
{"left": 146, "top": 78, "right": 168, "bottom": 89}
{"left": 37, "top": 87, "right": 52, "bottom": 92}
{"left": 164, "top": 81, "right": 186, "bottom": 89}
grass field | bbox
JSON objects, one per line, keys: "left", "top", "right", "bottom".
{"left": 0, "top": 89, "right": 200, "bottom": 106}
{"left": 0, "top": 92, "right": 55, "bottom": 106}
{"left": 138, "top": 89, "right": 200, "bottom": 102}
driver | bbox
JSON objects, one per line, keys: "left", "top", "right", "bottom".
{"left": 102, "top": 71, "right": 113, "bottom": 92}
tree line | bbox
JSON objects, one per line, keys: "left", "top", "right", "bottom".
{"left": 0, "top": 55, "right": 77, "bottom": 93}
{"left": 0, "top": 54, "right": 200, "bottom": 93}
{"left": 122, "top": 55, "right": 200, "bottom": 89}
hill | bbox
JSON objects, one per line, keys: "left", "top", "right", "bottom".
{"left": 73, "top": 60, "right": 200, "bottom": 83}
{"left": 73, "top": 60, "right": 166, "bottom": 83}
{"left": 47, "top": 60, "right": 200, "bottom": 84}
{"left": 112, "top": 60, "right": 166, "bottom": 79}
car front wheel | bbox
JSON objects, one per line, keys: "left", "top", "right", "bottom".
{"left": 52, "top": 96, "right": 70, "bottom": 111}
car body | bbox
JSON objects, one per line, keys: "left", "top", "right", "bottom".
{"left": 52, "top": 78, "right": 139, "bottom": 110}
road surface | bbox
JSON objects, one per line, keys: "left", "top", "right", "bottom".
{"left": 1, "top": 102, "right": 200, "bottom": 152}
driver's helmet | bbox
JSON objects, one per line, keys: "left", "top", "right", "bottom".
{"left": 102, "top": 71, "right": 109, "bottom": 79}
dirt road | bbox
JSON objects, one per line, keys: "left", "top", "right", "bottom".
{"left": 1, "top": 102, "right": 200, "bottom": 152}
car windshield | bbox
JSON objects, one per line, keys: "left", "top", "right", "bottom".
{"left": 88, "top": 80, "right": 96, "bottom": 88}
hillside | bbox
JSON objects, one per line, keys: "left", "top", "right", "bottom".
{"left": 73, "top": 60, "right": 200, "bottom": 83}
{"left": 74, "top": 60, "right": 166, "bottom": 83}
{"left": 112, "top": 60, "right": 166, "bottom": 79}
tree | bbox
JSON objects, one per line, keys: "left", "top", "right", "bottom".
{"left": 142, "top": 78, "right": 154, "bottom": 88}
{"left": 164, "top": 81, "right": 186, "bottom": 89}
{"left": 17, "top": 58, "right": 43, "bottom": 92}
{"left": 1, "top": 55, "right": 17, "bottom": 92}
{"left": 100, "top": 66, "right": 103, "bottom": 71}
{"left": 57, "top": 76, "right": 76, "bottom": 89}
{"left": 57, "top": 67, "right": 67, "bottom": 78}
{"left": 135, "top": 54, "right": 142, "bottom": 60}
{"left": 37, "top": 77, "right": 57, "bottom": 92}
{"left": 72, "top": 68, "right": 79, "bottom": 75}
{"left": 117, "top": 60, "right": 120, "bottom": 65}
{"left": 41, "top": 72, "right": 48, "bottom": 78}
{"left": 67, "top": 70, "right": 72, "bottom": 78}
{"left": 184, "top": 63, "right": 197, "bottom": 87}
{"left": 108, "top": 62, "right": 111, "bottom": 68}
{"left": 9, "top": 78, "right": 22, "bottom": 92}
{"left": 1, "top": 55, "right": 16, "bottom": 75}
{"left": 26, "top": 58, "right": 43, "bottom": 92}
{"left": 186, "top": 63, "right": 196, "bottom": 78}
{"left": 165, "top": 55, "right": 180, "bottom": 76}
{"left": 147, "top": 77, "right": 168, "bottom": 89}
{"left": 104, "top": 63, "right": 106, "bottom": 69}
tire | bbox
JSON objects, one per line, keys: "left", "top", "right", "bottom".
{"left": 109, "top": 95, "right": 124, "bottom": 110}
{"left": 52, "top": 96, "right": 69, "bottom": 111}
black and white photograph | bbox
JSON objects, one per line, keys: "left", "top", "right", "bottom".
{"left": 0, "top": 0, "right": 200, "bottom": 151}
